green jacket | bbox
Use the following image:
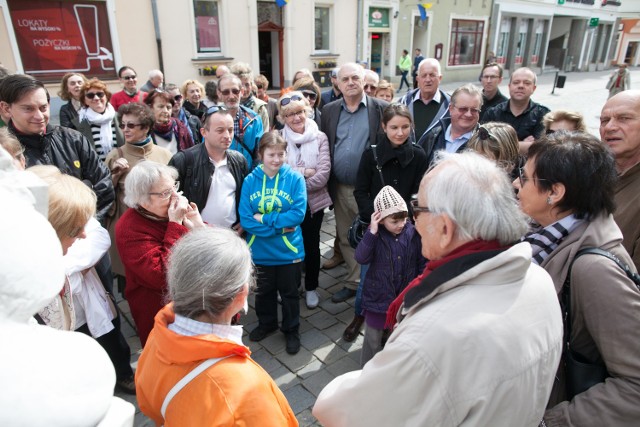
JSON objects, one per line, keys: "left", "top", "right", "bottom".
{"left": 398, "top": 55, "right": 412, "bottom": 72}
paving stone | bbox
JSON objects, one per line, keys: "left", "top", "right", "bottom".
{"left": 306, "top": 311, "right": 338, "bottom": 330}
{"left": 319, "top": 299, "right": 350, "bottom": 315}
{"left": 326, "top": 353, "right": 361, "bottom": 377}
{"left": 296, "top": 358, "right": 325, "bottom": 379}
{"left": 275, "top": 346, "right": 317, "bottom": 372}
{"left": 322, "top": 321, "right": 348, "bottom": 343}
{"left": 259, "top": 331, "right": 286, "bottom": 355}
{"left": 312, "top": 342, "right": 348, "bottom": 364}
{"left": 335, "top": 307, "right": 357, "bottom": 324}
{"left": 302, "top": 368, "right": 336, "bottom": 397}
{"left": 296, "top": 409, "right": 321, "bottom": 427}
{"left": 284, "top": 384, "right": 318, "bottom": 415}
{"left": 299, "top": 317, "right": 313, "bottom": 333}
{"left": 251, "top": 348, "right": 283, "bottom": 374}
{"left": 300, "top": 328, "right": 332, "bottom": 350}
{"left": 271, "top": 365, "right": 301, "bottom": 391}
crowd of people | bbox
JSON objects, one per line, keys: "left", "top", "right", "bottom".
{"left": 0, "top": 56, "right": 638, "bottom": 427}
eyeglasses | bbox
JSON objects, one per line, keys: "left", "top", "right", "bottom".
{"left": 122, "top": 75, "right": 137, "bottom": 81}
{"left": 545, "top": 129, "right": 556, "bottom": 135}
{"left": 204, "top": 105, "right": 228, "bottom": 120}
{"left": 256, "top": 84, "right": 264, "bottom": 89}
{"left": 118, "top": 122, "right": 145, "bottom": 129}
{"left": 280, "top": 95, "right": 303, "bottom": 106}
{"left": 410, "top": 200, "right": 432, "bottom": 219}
{"left": 86, "top": 92, "right": 105, "bottom": 100}
{"left": 477, "top": 126, "right": 497, "bottom": 141}
{"left": 364, "top": 84, "right": 378, "bottom": 91}
{"left": 285, "top": 110, "right": 306, "bottom": 119}
{"left": 452, "top": 105, "right": 481, "bottom": 115}
{"left": 220, "top": 88, "right": 240, "bottom": 96}
{"left": 481, "top": 75, "right": 500, "bottom": 80}
{"left": 174, "top": 94, "right": 183, "bottom": 102}
{"left": 517, "top": 167, "right": 548, "bottom": 187}
{"left": 149, "top": 181, "right": 180, "bottom": 200}
{"left": 301, "top": 91, "right": 317, "bottom": 101}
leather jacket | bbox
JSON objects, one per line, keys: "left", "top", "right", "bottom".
{"left": 11, "top": 122, "right": 114, "bottom": 224}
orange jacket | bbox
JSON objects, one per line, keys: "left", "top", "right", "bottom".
{"left": 136, "top": 304, "right": 298, "bottom": 426}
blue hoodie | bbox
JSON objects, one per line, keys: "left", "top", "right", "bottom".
{"left": 239, "top": 163, "right": 307, "bottom": 266}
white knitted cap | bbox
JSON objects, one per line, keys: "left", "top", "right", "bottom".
{"left": 374, "top": 186, "right": 407, "bottom": 219}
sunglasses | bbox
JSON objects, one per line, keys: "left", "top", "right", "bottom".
{"left": 220, "top": 88, "right": 240, "bottom": 96}
{"left": 122, "top": 75, "right": 137, "bottom": 80}
{"left": 256, "top": 84, "right": 264, "bottom": 89}
{"left": 280, "top": 95, "right": 303, "bottom": 106}
{"left": 204, "top": 105, "right": 228, "bottom": 119}
{"left": 148, "top": 181, "right": 180, "bottom": 200}
{"left": 364, "top": 84, "right": 378, "bottom": 91}
{"left": 118, "top": 122, "right": 145, "bottom": 130}
{"left": 174, "top": 94, "right": 183, "bottom": 102}
{"left": 302, "top": 91, "right": 317, "bottom": 101}
{"left": 410, "top": 199, "right": 432, "bottom": 219}
{"left": 477, "top": 126, "right": 497, "bottom": 141}
{"left": 86, "top": 92, "right": 105, "bottom": 100}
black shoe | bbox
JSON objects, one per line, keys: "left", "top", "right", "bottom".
{"left": 331, "top": 287, "right": 356, "bottom": 303}
{"left": 249, "top": 325, "right": 278, "bottom": 342}
{"left": 285, "top": 331, "right": 301, "bottom": 354}
{"left": 116, "top": 376, "right": 136, "bottom": 395}
{"left": 342, "top": 314, "right": 365, "bottom": 342}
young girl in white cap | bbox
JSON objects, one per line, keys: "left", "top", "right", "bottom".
{"left": 354, "top": 185, "right": 425, "bottom": 366}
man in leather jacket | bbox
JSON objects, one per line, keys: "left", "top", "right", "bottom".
{"left": 0, "top": 74, "right": 114, "bottom": 224}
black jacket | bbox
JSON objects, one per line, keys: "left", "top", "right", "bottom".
{"left": 169, "top": 143, "right": 248, "bottom": 226}
{"left": 354, "top": 135, "right": 428, "bottom": 222}
{"left": 481, "top": 99, "right": 550, "bottom": 141}
{"left": 420, "top": 117, "right": 477, "bottom": 168}
{"left": 184, "top": 109, "right": 203, "bottom": 144}
{"left": 11, "top": 122, "right": 115, "bottom": 223}
{"left": 59, "top": 102, "right": 78, "bottom": 129}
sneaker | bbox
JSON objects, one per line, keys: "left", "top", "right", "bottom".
{"left": 285, "top": 331, "right": 301, "bottom": 354}
{"left": 116, "top": 376, "right": 136, "bottom": 395}
{"left": 331, "top": 287, "right": 356, "bottom": 303}
{"left": 249, "top": 325, "right": 278, "bottom": 342}
{"left": 306, "top": 290, "right": 320, "bottom": 309}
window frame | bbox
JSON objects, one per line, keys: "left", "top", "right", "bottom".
{"left": 191, "top": 0, "right": 224, "bottom": 58}
{"left": 447, "top": 16, "right": 488, "bottom": 68}
{"left": 313, "top": 4, "right": 332, "bottom": 54}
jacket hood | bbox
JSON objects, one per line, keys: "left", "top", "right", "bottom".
{"left": 0, "top": 185, "right": 65, "bottom": 324}
{"left": 150, "top": 304, "right": 250, "bottom": 365}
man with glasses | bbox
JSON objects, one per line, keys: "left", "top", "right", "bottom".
{"left": 255, "top": 74, "right": 278, "bottom": 131}
{"left": 169, "top": 106, "right": 248, "bottom": 234}
{"left": 420, "top": 84, "right": 482, "bottom": 168}
{"left": 110, "top": 66, "right": 147, "bottom": 113}
{"left": 217, "top": 74, "right": 264, "bottom": 169}
{"left": 321, "top": 62, "right": 388, "bottom": 304}
{"left": 230, "top": 62, "right": 270, "bottom": 131}
{"left": 0, "top": 74, "right": 114, "bottom": 223}
{"left": 320, "top": 67, "right": 342, "bottom": 108}
{"left": 399, "top": 58, "right": 450, "bottom": 149}
{"left": 313, "top": 151, "right": 562, "bottom": 427}
{"left": 479, "top": 63, "right": 507, "bottom": 121}
{"left": 482, "top": 67, "right": 550, "bottom": 153}
{"left": 363, "top": 69, "right": 380, "bottom": 97}
{"left": 166, "top": 83, "right": 202, "bottom": 143}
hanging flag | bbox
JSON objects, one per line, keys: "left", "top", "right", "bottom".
{"left": 418, "top": 3, "right": 432, "bottom": 22}
{"left": 276, "top": 0, "right": 288, "bottom": 7}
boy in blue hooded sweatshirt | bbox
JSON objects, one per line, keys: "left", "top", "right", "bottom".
{"left": 240, "top": 131, "right": 307, "bottom": 354}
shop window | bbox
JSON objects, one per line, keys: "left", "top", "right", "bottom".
{"left": 194, "top": 0, "right": 221, "bottom": 54}
{"left": 448, "top": 19, "right": 484, "bottom": 66}
{"left": 7, "top": 0, "right": 116, "bottom": 82}
{"left": 314, "top": 6, "right": 330, "bottom": 52}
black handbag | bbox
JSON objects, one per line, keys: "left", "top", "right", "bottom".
{"left": 348, "top": 145, "right": 384, "bottom": 249}
{"left": 562, "top": 247, "right": 640, "bottom": 399}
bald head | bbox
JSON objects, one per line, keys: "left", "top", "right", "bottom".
{"left": 600, "top": 90, "right": 640, "bottom": 172}
{"left": 216, "top": 65, "right": 230, "bottom": 79}
{"left": 337, "top": 63, "right": 365, "bottom": 100}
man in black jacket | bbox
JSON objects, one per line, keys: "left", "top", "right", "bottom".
{"left": 169, "top": 106, "right": 248, "bottom": 234}
{"left": 0, "top": 74, "right": 114, "bottom": 223}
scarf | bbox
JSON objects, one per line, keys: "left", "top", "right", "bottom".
{"left": 243, "top": 95, "right": 256, "bottom": 112}
{"left": 78, "top": 104, "right": 116, "bottom": 153}
{"left": 136, "top": 206, "right": 168, "bottom": 222}
{"left": 283, "top": 118, "right": 320, "bottom": 169}
{"left": 152, "top": 118, "right": 193, "bottom": 152}
{"left": 153, "top": 119, "right": 174, "bottom": 140}
{"left": 177, "top": 108, "right": 194, "bottom": 140}
{"left": 184, "top": 101, "right": 206, "bottom": 121}
{"left": 385, "top": 239, "right": 507, "bottom": 329}
{"left": 124, "top": 89, "right": 138, "bottom": 97}
{"left": 522, "top": 214, "right": 581, "bottom": 265}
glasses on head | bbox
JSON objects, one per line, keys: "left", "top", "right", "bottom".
{"left": 453, "top": 105, "right": 481, "bottom": 115}
{"left": 301, "top": 91, "right": 317, "bottom": 101}
{"left": 122, "top": 75, "right": 137, "bottom": 81}
{"left": 173, "top": 94, "right": 183, "bottom": 102}
{"left": 86, "top": 92, "right": 105, "bottom": 100}
{"left": 477, "top": 126, "right": 497, "bottom": 141}
{"left": 280, "top": 95, "right": 303, "bottom": 106}
{"left": 149, "top": 181, "right": 180, "bottom": 200}
{"left": 220, "top": 88, "right": 240, "bottom": 96}
{"left": 285, "top": 110, "right": 306, "bottom": 119}
{"left": 517, "top": 166, "right": 548, "bottom": 187}
{"left": 118, "top": 122, "right": 144, "bottom": 130}
{"left": 256, "top": 84, "right": 264, "bottom": 90}
{"left": 410, "top": 200, "right": 432, "bottom": 219}
{"left": 204, "top": 105, "right": 228, "bottom": 120}
{"left": 364, "top": 84, "right": 378, "bottom": 91}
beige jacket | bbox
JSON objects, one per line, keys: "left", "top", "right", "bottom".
{"left": 542, "top": 214, "right": 640, "bottom": 426}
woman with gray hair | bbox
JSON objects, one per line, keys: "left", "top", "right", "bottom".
{"left": 135, "top": 228, "right": 298, "bottom": 426}
{"left": 115, "top": 161, "right": 205, "bottom": 346}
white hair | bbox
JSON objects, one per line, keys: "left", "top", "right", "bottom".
{"left": 338, "top": 62, "right": 365, "bottom": 80}
{"left": 364, "top": 69, "right": 379, "bottom": 84}
{"left": 425, "top": 151, "right": 528, "bottom": 245}
{"left": 148, "top": 69, "right": 163, "bottom": 79}
{"left": 123, "top": 161, "right": 178, "bottom": 208}
{"left": 168, "top": 227, "right": 255, "bottom": 319}
{"left": 418, "top": 58, "right": 442, "bottom": 76}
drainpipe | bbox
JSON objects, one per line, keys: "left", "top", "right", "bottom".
{"left": 150, "top": 0, "right": 165, "bottom": 73}
{"left": 356, "top": 0, "right": 363, "bottom": 63}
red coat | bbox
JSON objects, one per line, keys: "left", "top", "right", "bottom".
{"left": 110, "top": 90, "right": 147, "bottom": 113}
{"left": 115, "top": 208, "right": 188, "bottom": 346}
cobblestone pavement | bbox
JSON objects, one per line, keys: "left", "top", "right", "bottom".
{"left": 114, "top": 68, "right": 638, "bottom": 426}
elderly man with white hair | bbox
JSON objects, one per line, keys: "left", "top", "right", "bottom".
{"left": 313, "top": 151, "right": 563, "bottom": 427}
{"left": 140, "top": 69, "right": 164, "bottom": 93}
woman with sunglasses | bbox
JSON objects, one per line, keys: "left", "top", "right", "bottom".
{"left": 513, "top": 132, "right": 640, "bottom": 426}
{"left": 277, "top": 91, "right": 332, "bottom": 310}
{"left": 468, "top": 122, "right": 520, "bottom": 178}
{"left": 58, "top": 72, "right": 87, "bottom": 129}
{"left": 292, "top": 77, "right": 322, "bottom": 130}
{"left": 72, "top": 78, "right": 124, "bottom": 162}
{"left": 110, "top": 66, "right": 147, "bottom": 113}
{"left": 116, "top": 161, "right": 205, "bottom": 346}
{"left": 105, "top": 103, "right": 173, "bottom": 293}
{"left": 347, "top": 103, "right": 428, "bottom": 342}
{"left": 144, "top": 89, "right": 195, "bottom": 155}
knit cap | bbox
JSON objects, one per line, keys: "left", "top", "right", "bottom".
{"left": 374, "top": 186, "right": 407, "bottom": 219}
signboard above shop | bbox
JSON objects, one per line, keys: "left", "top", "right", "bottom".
{"left": 369, "top": 8, "right": 389, "bottom": 29}
{"left": 7, "top": 0, "right": 116, "bottom": 81}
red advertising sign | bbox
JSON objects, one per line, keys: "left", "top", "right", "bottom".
{"left": 8, "top": 0, "right": 116, "bottom": 81}
{"left": 196, "top": 16, "right": 220, "bottom": 52}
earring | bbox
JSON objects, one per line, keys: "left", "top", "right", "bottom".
{"left": 547, "top": 197, "right": 552, "bottom": 205}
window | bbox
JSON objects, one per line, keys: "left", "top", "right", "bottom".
{"left": 315, "top": 6, "right": 330, "bottom": 52}
{"left": 194, "top": 0, "right": 221, "bottom": 53}
{"left": 448, "top": 19, "right": 484, "bottom": 66}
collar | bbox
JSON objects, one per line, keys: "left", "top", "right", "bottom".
{"left": 209, "top": 154, "right": 228, "bottom": 167}
{"left": 444, "top": 125, "right": 474, "bottom": 143}
{"left": 168, "top": 314, "right": 244, "bottom": 345}
{"left": 125, "top": 138, "right": 155, "bottom": 154}
{"left": 341, "top": 92, "right": 367, "bottom": 112}
{"left": 413, "top": 88, "right": 442, "bottom": 105}
{"left": 482, "top": 88, "right": 501, "bottom": 101}
{"left": 378, "top": 137, "right": 415, "bottom": 168}
{"left": 507, "top": 99, "right": 535, "bottom": 115}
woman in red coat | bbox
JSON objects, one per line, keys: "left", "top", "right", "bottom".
{"left": 115, "top": 161, "right": 205, "bottom": 346}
